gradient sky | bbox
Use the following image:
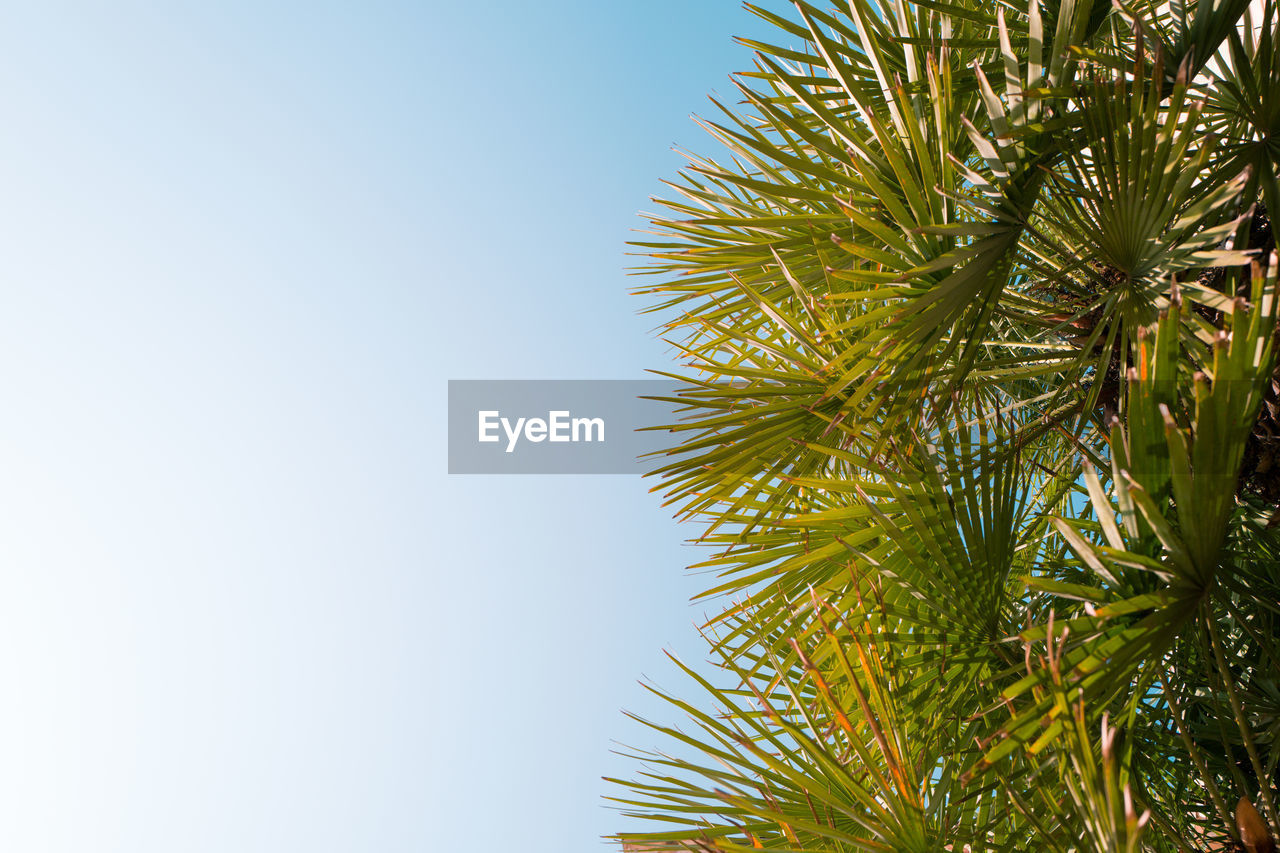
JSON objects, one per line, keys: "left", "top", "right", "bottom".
{"left": 0, "top": 2, "right": 794, "bottom": 851}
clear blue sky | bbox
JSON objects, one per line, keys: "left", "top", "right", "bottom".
{"left": 0, "top": 2, "right": 792, "bottom": 851}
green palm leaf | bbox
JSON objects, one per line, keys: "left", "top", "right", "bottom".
{"left": 612, "top": 0, "right": 1280, "bottom": 850}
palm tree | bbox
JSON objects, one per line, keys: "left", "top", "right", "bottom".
{"left": 609, "top": 0, "right": 1280, "bottom": 850}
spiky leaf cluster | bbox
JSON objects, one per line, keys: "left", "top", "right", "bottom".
{"left": 612, "top": 1, "right": 1280, "bottom": 851}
